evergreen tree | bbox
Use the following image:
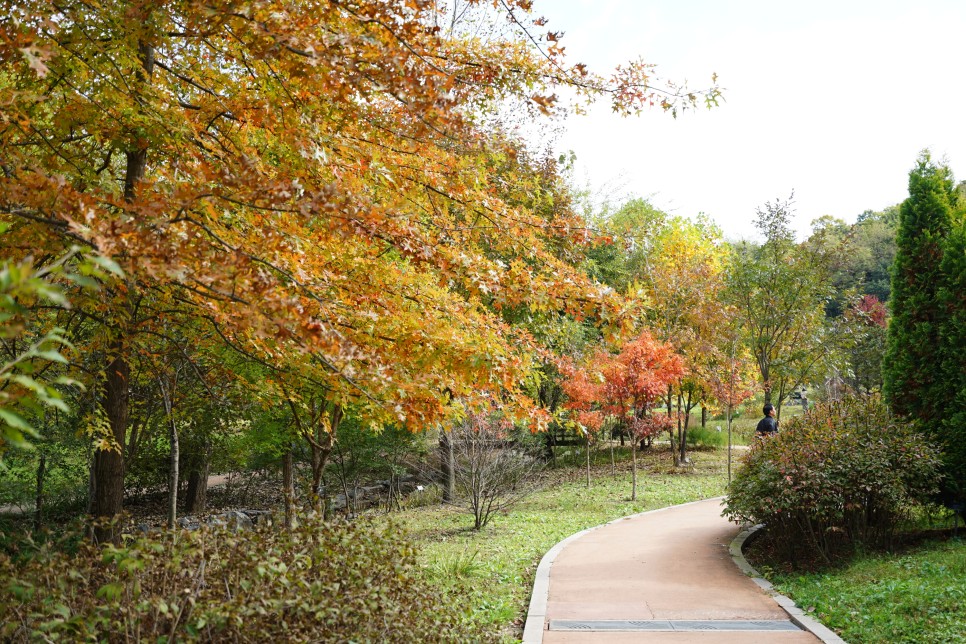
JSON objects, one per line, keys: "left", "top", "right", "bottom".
{"left": 883, "top": 152, "right": 956, "bottom": 422}
{"left": 937, "top": 219, "right": 966, "bottom": 508}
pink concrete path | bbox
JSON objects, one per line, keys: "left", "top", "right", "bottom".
{"left": 525, "top": 498, "right": 827, "bottom": 643}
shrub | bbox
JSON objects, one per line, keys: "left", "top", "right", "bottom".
{"left": 686, "top": 425, "right": 727, "bottom": 449}
{"left": 450, "top": 413, "right": 544, "bottom": 530}
{"left": 724, "top": 394, "right": 942, "bottom": 564}
{"left": 1, "top": 517, "right": 475, "bottom": 642}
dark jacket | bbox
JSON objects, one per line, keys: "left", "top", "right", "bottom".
{"left": 755, "top": 416, "right": 778, "bottom": 435}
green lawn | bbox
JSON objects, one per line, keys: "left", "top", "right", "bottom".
{"left": 770, "top": 537, "right": 966, "bottom": 643}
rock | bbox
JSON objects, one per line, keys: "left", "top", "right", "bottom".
{"left": 207, "top": 510, "right": 253, "bottom": 530}
{"left": 240, "top": 509, "right": 272, "bottom": 525}
{"left": 177, "top": 516, "right": 201, "bottom": 530}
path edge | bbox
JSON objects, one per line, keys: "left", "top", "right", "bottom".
{"left": 729, "top": 524, "right": 847, "bottom": 643}
{"left": 521, "top": 496, "right": 724, "bottom": 643}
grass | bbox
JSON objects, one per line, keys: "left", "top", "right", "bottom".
{"left": 768, "top": 537, "right": 966, "bottom": 643}
{"left": 376, "top": 444, "right": 729, "bottom": 640}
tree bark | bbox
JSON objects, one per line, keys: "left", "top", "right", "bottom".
{"left": 34, "top": 452, "right": 46, "bottom": 532}
{"left": 184, "top": 444, "right": 211, "bottom": 514}
{"left": 309, "top": 403, "right": 339, "bottom": 511}
{"left": 679, "top": 390, "right": 692, "bottom": 465}
{"left": 630, "top": 440, "right": 638, "bottom": 501}
{"left": 92, "top": 352, "right": 129, "bottom": 543}
{"left": 440, "top": 431, "right": 455, "bottom": 503}
{"left": 282, "top": 448, "right": 295, "bottom": 529}
{"left": 159, "top": 377, "right": 179, "bottom": 529}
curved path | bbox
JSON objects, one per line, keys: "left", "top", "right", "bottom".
{"left": 524, "top": 498, "right": 836, "bottom": 643}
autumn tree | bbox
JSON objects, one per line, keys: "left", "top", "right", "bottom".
{"left": 634, "top": 215, "right": 735, "bottom": 465}
{"left": 725, "top": 196, "right": 846, "bottom": 413}
{"left": 563, "top": 331, "right": 684, "bottom": 500}
{"left": 0, "top": 0, "right": 718, "bottom": 539}
{"left": 841, "top": 295, "right": 888, "bottom": 394}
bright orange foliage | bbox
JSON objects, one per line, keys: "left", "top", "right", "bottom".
{"left": 1, "top": 0, "right": 677, "bottom": 428}
{"left": 0, "top": 1, "right": 719, "bottom": 526}
{"left": 563, "top": 331, "right": 684, "bottom": 439}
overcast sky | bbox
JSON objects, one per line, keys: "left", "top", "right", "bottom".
{"left": 539, "top": 0, "right": 966, "bottom": 241}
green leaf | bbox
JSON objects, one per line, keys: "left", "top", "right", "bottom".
{"left": 64, "top": 273, "right": 101, "bottom": 289}
{"left": 0, "top": 408, "right": 34, "bottom": 432}
{"left": 91, "top": 255, "right": 124, "bottom": 277}
{"left": 53, "top": 375, "right": 85, "bottom": 390}
{"left": 34, "top": 350, "right": 68, "bottom": 364}
{"left": 96, "top": 582, "right": 124, "bottom": 601}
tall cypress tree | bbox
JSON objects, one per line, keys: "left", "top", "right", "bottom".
{"left": 937, "top": 219, "right": 966, "bottom": 507}
{"left": 883, "top": 152, "right": 955, "bottom": 422}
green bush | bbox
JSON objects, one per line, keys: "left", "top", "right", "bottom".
{"left": 724, "top": 395, "right": 942, "bottom": 564}
{"left": 1, "top": 517, "right": 475, "bottom": 642}
{"left": 686, "top": 425, "right": 726, "bottom": 449}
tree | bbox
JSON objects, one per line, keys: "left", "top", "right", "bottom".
{"left": 584, "top": 198, "right": 669, "bottom": 295}
{"left": 836, "top": 208, "right": 899, "bottom": 308}
{"left": 841, "top": 295, "right": 888, "bottom": 394}
{"left": 450, "top": 411, "right": 543, "bottom": 530}
{"left": 636, "top": 215, "right": 732, "bottom": 465}
{"left": 936, "top": 217, "right": 966, "bottom": 509}
{"left": 1, "top": 0, "right": 720, "bottom": 536}
{"left": 725, "top": 196, "right": 846, "bottom": 413}
{"left": 883, "top": 152, "right": 957, "bottom": 423}
{"left": 562, "top": 331, "right": 684, "bottom": 500}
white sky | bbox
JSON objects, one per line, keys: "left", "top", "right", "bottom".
{"left": 540, "top": 0, "right": 966, "bottom": 241}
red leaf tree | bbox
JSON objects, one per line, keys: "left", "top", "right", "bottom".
{"left": 563, "top": 331, "right": 684, "bottom": 500}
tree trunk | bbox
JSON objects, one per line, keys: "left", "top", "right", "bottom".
{"left": 679, "top": 391, "right": 692, "bottom": 466}
{"left": 701, "top": 406, "right": 707, "bottom": 428}
{"left": 166, "top": 409, "right": 178, "bottom": 529}
{"left": 92, "top": 353, "right": 129, "bottom": 544}
{"left": 90, "top": 37, "right": 154, "bottom": 543}
{"left": 167, "top": 426, "right": 178, "bottom": 528}
{"left": 184, "top": 450, "right": 210, "bottom": 514}
{"left": 309, "top": 403, "right": 339, "bottom": 512}
{"left": 311, "top": 442, "right": 332, "bottom": 511}
{"left": 282, "top": 448, "right": 295, "bottom": 529}
{"left": 630, "top": 441, "right": 638, "bottom": 501}
{"left": 674, "top": 393, "right": 683, "bottom": 467}
{"left": 34, "top": 452, "right": 46, "bottom": 532}
{"left": 440, "top": 431, "right": 455, "bottom": 503}
{"left": 158, "top": 374, "right": 179, "bottom": 528}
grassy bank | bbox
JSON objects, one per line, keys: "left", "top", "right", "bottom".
{"left": 768, "top": 536, "right": 966, "bottom": 643}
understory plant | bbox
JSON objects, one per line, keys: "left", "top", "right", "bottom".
{"left": 1, "top": 516, "right": 473, "bottom": 642}
{"left": 724, "top": 394, "right": 942, "bottom": 564}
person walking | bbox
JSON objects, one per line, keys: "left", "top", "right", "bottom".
{"left": 755, "top": 403, "right": 778, "bottom": 440}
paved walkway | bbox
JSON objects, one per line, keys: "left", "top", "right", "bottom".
{"left": 524, "top": 498, "right": 833, "bottom": 643}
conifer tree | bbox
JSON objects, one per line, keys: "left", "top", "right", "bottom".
{"left": 883, "top": 152, "right": 956, "bottom": 422}
{"left": 937, "top": 219, "right": 966, "bottom": 507}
